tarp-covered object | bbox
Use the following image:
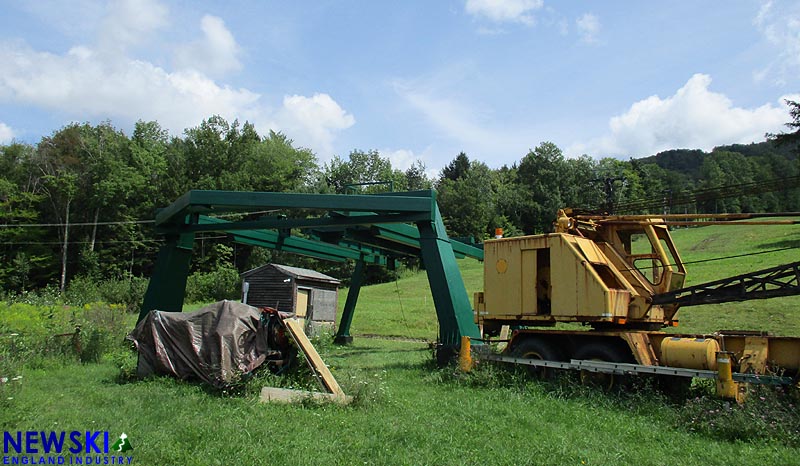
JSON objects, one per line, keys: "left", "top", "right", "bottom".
{"left": 129, "top": 300, "right": 275, "bottom": 387}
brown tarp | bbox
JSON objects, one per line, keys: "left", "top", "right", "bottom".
{"left": 128, "top": 300, "right": 275, "bottom": 387}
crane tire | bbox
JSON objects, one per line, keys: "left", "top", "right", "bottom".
{"left": 511, "top": 337, "right": 563, "bottom": 380}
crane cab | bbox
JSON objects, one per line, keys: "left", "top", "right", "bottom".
{"left": 475, "top": 210, "right": 687, "bottom": 335}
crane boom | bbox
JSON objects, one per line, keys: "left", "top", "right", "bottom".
{"left": 651, "top": 261, "right": 800, "bottom": 307}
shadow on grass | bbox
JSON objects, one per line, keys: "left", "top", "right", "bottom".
{"left": 757, "top": 237, "right": 800, "bottom": 250}
{"left": 328, "top": 344, "right": 429, "bottom": 359}
{"left": 352, "top": 360, "right": 430, "bottom": 372}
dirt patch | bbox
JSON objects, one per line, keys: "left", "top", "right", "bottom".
{"left": 689, "top": 234, "right": 723, "bottom": 251}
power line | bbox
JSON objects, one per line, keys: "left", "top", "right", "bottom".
{"left": 0, "top": 209, "right": 283, "bottom": 229}
{"left": 0, "top": 234, "right": 228, "bottom": 246}
{"left": 615, "top": 175, "right": 800, "bottom": 214}
{"left": 677, "top": 246, "right": 800, "bottom": 268}
{"left": 0, "top": 219, "right": 155, "bottom": 228}
{"left": 0, "top": 239, "right": 163, "bottom": 245}
{"left": 625, "top": 245, "right": 799, "bottom": 273}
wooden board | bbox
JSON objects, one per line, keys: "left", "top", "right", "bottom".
{"left": 283, "top": 317, "right": 345, "bottom": 396}
{"left": 259, "top": 387, "right": 350, "bottom": 405}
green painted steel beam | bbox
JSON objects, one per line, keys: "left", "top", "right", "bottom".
{"left": 197, "top": 216, "right": 377, "bottom": 263}
{"left": 415, "top": 203, "right": 481, "bottom": 348}
{"left": 342, "top": 231, "right": 421, "bottom": 257}
{"left": 138, "top": 232, "right": 195, "bottom": 322}
{"left": 230, "top": 231, "right": 388, "bottom": 265}
{"left": 175, "top": 212, "right": 430, "bottom": 233}
{"left": 325, "top": 217, "right": 484, "bottom": 261}
{"left": 155, "top": 190, "right": 436, "bottom": 226}
{"left": 230, "top": 235, "right": 350, "bottom": 263}
{"left": 311, "top": 201, "right": 483, "bottom": 260}
{"left": 371, "top": 226, "right": 421, "bottom": 249}
{"left": 373, "top": 223, "right": 484, "bottom": 260}
{"left": 450, "top": 239, "right": 483, "bottom": 261}
{"left": 198, "top": 216, "right": 400, "bottom": 264}
{"left": 334, "top": 259, "right": 366, "bottom": 344}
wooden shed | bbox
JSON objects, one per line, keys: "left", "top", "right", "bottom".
{"left": 240, "top": 264, "right": 340, "bottom": 326}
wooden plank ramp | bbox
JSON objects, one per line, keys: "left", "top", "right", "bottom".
{"left": 281, "top": 317, "right": 346, "bottom": 397}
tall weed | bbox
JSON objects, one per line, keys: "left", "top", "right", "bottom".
{"left": 678, "top": 381, "right": 800, "bottom": 446}
{"left": 0, "top": 302, "right": 130, "bottom": 373}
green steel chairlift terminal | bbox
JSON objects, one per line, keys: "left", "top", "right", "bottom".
{"left": 138, "top": 189, "right": 483, "bottom": 359}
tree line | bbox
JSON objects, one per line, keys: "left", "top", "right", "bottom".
{"left": 1, "top": 107, "right": 798, "bottom": 294}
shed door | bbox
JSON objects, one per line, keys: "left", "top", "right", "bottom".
{"left": 311, "top": 289, "right": 337, "bottom": 321}
{"left": 296, "top": 288, "right": 310, "bottom": 318}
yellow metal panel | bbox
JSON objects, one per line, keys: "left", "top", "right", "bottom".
{"left": 567, "top": 238, "right": 608, "bottom": 317}
{"left": 485, "top": 234, "right": 630, "bottom": 320}
{"left": 484, "top": 237, "right": 520, "bottom": 316}
{"left": 741, "top": 337, "right": 769, "bottom": 374}
{"left": 718, "top": 335, "right": 800, "bottom": 373}
{"left": 597, "top": 242, "right": 651, "bottom": 295}
{"left": 577, "top": 264, "right": 609, "bottom": 317}
{"left": 621, "top": 332, "right": 658, "bottom": 366}
{"left": 550, "top": 235, "right": 578, "bottom": 316}
{"left": 574, "top": 237, "right": 606, "bottom": 264}
{"left": 767, "top": 339, "right": 800, "bottom": 372}
{"left": 483, "top": 235, "right": 554, "bottom": 318}
{"left": 607, "top": 289, "right": 631, "bottom": 317}
{"left": 552, "top": 235, "right": 625, "bottom": 318}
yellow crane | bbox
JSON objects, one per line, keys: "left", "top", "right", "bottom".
{"left": 475, "top": 210, "right": 800, "bottom": 400}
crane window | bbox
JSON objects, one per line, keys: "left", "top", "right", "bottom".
{"left": 629, "top": 233, "right": 665, "bottom": 285}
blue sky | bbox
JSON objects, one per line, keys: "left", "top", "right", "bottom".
{"left": 0, "top": 0, "right": 798, "bottom": 175}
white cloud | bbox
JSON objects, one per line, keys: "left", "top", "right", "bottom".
{"left": 753, "top": 0, "right": 800, "bottom": 85}
{"left": 0, "top": 41, "right": 259, "bottom": 135}
{"left": 0, "top": 123, "right": 14, "bottom": 144}
{"left": 465, "top": 0, "right": 544, "bottom": 25}
{"left": 174, "top": 15, "right": 242, "bottom": 78}
{"left": 380, "top": 148, "right": 440, "bottom": 181}
{"left": 392, "top": 76, "right": 538, "bottom": 169}
{"left": 0, "top": 4, "right": 354, "bottom": 159}
{"left": 99, "top": 0, "right": 169, "bottom": 50}
{"left": 381, "top": 148, "right": 417, "bottom": 171}
{"left": 273, "top": 94, "right": 355, "bottom": 156}
{"left": 569, "top": 74, "right": 792, "bottom": 158}
{"left": 404, "top": 91, "right": 493, "bottom": 146}
{"left": 575, "top": 13, "right": 600, "bottom": 44}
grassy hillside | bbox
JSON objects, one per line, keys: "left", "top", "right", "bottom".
{"left": 344, "top": 220, "right": 800, "bottom": 339}
{"left": 668, "top": 221, "right": 800, "bottom": 336}
{"left": 340, "top": 259, "right": 483, "bottom": 340}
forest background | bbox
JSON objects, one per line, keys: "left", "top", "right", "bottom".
{"left": 1, "top": 102, "right": 798, "bottom": 306}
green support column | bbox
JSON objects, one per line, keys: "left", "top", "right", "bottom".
{"left": 138, "top": 232, "right": 195, "bottom": 322}
{"left": 334, "top": 259, "right": 366, "bottom": 345}
{"left": 416, "top": 204, "right": 481, "bottom": 363}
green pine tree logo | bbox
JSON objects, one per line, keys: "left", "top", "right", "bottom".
{"left": 111, "top": 433, "right": 133, "bottom": 453}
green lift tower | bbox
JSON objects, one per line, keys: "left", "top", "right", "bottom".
{"left": 138, "top": 189, "right": 483, "bottom": 359}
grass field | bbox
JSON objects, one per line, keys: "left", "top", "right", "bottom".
{"left": 2, "top": 221, "right": 800, "bottom": 465}
{"left": 2, "top": 341, "right": 797, "bottom": 465}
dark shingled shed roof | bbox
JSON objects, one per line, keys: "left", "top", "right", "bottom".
{"left": 241, "top": 263, "right": 341, "bottom": 285}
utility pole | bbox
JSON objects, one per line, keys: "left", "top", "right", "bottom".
{"left": 591, "top": 176, "right": 625, "bottom": 214}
